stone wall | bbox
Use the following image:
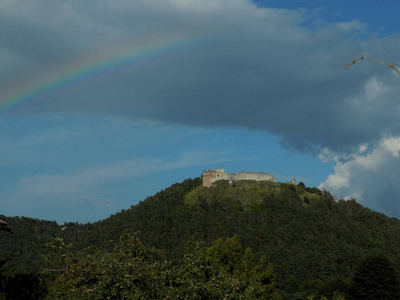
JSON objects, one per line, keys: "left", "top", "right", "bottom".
{"left": 202, "top": 169, "right": 228, "bottom": 187}
{"left": 229, "top": 171, "right": 275, "bottom": 183}
{"left": 202, "top": 169, "right": 275, "bottom": 187}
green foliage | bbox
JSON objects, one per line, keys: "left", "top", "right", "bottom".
{"left": 42, "top": 233, "right": 282, "bottom": 299}
{"left": 314, "top": 277, "right": 348, "bottom": 300}
{"left": 209, "top": 236, "right": 243, "bottom": 272}
{"left": 349, "top": 253, "right": 400, "bottom": 300}
{"left": 42, "top": 237, "right": 74, "bottom": 271}
{"left": 159, "top": 235, "right": 283, "bottom": 299}
{"left": 298, "top": 182, "right": 306, "bottom": 188}
{"left": 164, "top": 241, "right": 245, "bottom": 299}
{"left": 43, "top": 231, "right": 165, "bottom": 299}
{"left": 332, "top": 291, "right": 346, "bottom": 300}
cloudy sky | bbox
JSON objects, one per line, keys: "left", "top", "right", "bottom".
{"left": 1, "top": 0, "right": 400, "bottom": 224}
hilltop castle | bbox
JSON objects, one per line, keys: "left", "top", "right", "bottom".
{"left": 202, "top": 169, "right": 275, "bottom": 187}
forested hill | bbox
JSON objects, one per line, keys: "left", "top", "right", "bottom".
{"left": 2, "top": 177, "right": 400, "bottom": 298}
{"left": 95, "top": 178, "right": 400, "bottom": 286}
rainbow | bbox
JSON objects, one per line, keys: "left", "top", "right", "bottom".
{"left": 0, "top": 35, "right": 204, "bottom": 114}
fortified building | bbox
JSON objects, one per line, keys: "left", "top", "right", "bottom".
{"left": 202, "top": 169, "right": 275, "bottom": 187}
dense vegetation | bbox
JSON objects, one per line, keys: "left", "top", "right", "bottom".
{"left": 1, "top": 177, "right": 400, "bottom": 299}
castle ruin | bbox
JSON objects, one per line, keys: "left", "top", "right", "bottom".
{"left": 202, "top": 169, "right": 275, "bottom": 187}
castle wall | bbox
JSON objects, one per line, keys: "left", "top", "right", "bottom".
{"left": 202, "top": 169, "right": 275, "bottom": 187}
{"left": 228, "top": 172, "right": 275, "bottom": 183}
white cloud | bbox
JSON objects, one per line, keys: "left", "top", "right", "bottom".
{"left": 382, "top": 137, "right": 400, "bottom": 157}
{"left": 320, "top": 137, "right": 400, "bottom": 217}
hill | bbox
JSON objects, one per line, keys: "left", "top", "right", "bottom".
{"left": 2, "top": 177, "right": 400, "bottom": 299}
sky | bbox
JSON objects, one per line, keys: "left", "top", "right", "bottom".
{"left": 1, "top": 0, "right": 400, "bottom": 224}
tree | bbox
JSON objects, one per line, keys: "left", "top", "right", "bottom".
{"left": 165, "top": 236, "right": 282, "bottom": 300}
{"left": 298, "top": 182, "right": 306, "bottom": 188}
{"left": 349, "top": 253, "right": 400, "bottom": 300}
{"left": 42, "top": 231, "right": 165, "bottom": 299}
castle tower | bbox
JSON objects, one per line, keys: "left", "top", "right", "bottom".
{"left": 202, "top": 169, "right": 228, "bottom": 187}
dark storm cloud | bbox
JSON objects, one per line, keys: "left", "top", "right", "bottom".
{"left": 2, "top": 0, "right": 400, "bottom": 155}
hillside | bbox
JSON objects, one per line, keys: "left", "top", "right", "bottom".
{"left": 2, "top": 177, "right": 400, "bottom": 299}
